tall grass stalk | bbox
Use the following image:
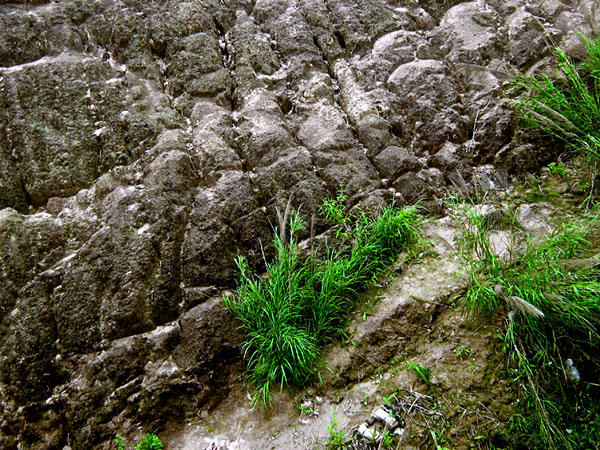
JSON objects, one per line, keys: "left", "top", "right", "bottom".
{"left": 449, "top": 198, "right": 600, "bottom": 449}
{"left": 511, "top": 36, "right": 600, "bottom": 204}
{"left": 224, "top": 204, "right": 421, "bottom": 406}
{"left": 511, "top": 37, "right": 600, "bottom": 148}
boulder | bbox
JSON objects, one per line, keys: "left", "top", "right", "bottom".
{"left": 374, "top": 146, "right": 422, "bottom": 180}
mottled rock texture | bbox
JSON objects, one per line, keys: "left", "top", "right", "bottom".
{"left": 0, "top": 0, "right": 597, "bottom": 447}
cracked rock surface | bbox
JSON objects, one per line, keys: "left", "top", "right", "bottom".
{"left": 0, "top": 0, "right": 597, "bottom": 448}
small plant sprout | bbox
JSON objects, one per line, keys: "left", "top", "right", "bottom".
{"left": 115, "top": 435, "right": 126, "bottom": 450}
{"left": 406, "top": 360, "right": 431, "bottom": 384}
{"left": 135, "top": 433, "right": 163, "bottom": 450}
{"left": 380, "top": 429, "right": 395, "bottom": 449}
{"left": 115, "top": 433, "right": 163, "bottom": 450}
{"left": 321, "top": 188, "right": 356, "bottom": 239}
{"left": 382, "top": 392, "right": 397, "bottom": 412}
{"left": 321, "top": 188, "right": 349, "bottom": 226}
{"left": 547, "top": 161, "right": 567, "bottom": 176}
{"left": 296, "top": 398, "right": 319, "bottom": 417}
{"left": 430, "top": 430, "right": 450, "bottom": 450}
{"left": 454, "top": 345, "right": 472, "bottom": 358}
{"left": 326, "top": 407, "right": 352, "bottom": 449}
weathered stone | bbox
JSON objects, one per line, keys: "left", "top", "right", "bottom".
{"left": 0, "top": 210, "right": 66, "bottom": 320}
{"left": 47, "top": 323, "right": 182, "bottom": 449}
{"left": 333, "top": 60, "right": 396, "bottom": 154}
{"left": 182, "top": 170, "right": 271, "bottom": 287}
{"left": 495, "top": 141, "right": 557, "bottom": 172}
{"left": 311, "top": 147, "right": 381, "bottom": 197}
{"left": 446, "top": 163, "right": 475, "bottom": 195}
{"left": 417, "top": 167, "right": 445, "bottom": 189}
{"left": 369, "top": 30, "right": 435, "bottom": 76}
{"left": 231, "top": 11, "right": 280, "bottom": 75}
{"left": 296, "top": 101, "right": 355, "bottom": 152}
{"left": 0, "top": 0, "right": 592, "bottom": 446}
{"left": 299, "top": 0, "right": 345, "bottom": 60}
{"left": 431, "top": 2, "right": 503, "bottom": 65}
{"left": 355, "top": 114, "right": 394, "bottom": 155}
{"left": 0, "top": 3, "right": 85, "bottom": 68}
{"left": 167, "top": 33, "right": 227, "bottom": 97}
{"left": 506, "top": 8, "right": 551, "bottom": 68}
{"left": 428, "top": 142, "right": 460, "bottom": 171}
{"left": 252, "top": 146, "right": 328, "bottom": 208}
{"left": 555, "top": 11, "right": 594, "bottom": 59}
{"left": 387, "top": 59, "right": 467, "bottom": 154}
{"left": 373, "top": 146, "right": 422, "bottom": 180}
{"left": 0, "top": 280, "right": 60, "bottom": 404}
{"left": 392, "top": 171, "right": 433, "bottom": 203}
{"left": 173, "top": 298, "right": 241, "bottom": 374}
{"left": 416, "top": 0, "right": 465, "bottom": 21}
{"left": 0, "top": 53, "right": 182, "bottom": 211}
{"left": 470, "top": 101, "right": 515, "bottom": 163}
{"left": 516, "top": 203, "right": 554, "bottom": 233}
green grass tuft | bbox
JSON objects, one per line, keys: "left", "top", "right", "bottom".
{"left": 510, "top": 35, "right": 600, "bottom": 204}
{"left": 224, "top": 201, "right": 421, "bottom": 406}
{"left": 115, "top": 433, "right": 163, "bottom": 450}
{"left": 449, "top": 198, "right": 600, "bottom": 449}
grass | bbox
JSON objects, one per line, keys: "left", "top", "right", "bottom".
{"left": 548, "top": 161, "right": 567, "bottom": 176}
{"left": 468, "top": 34, "right": 600, "bottom": 448}
{"left": 448, "top": 197, "right": 600, "bottom": 449}
{"left": 510, "top": 35, "right": 600, "bottom": 205}
{"left": 224, "top": 195, "right": 421, "bottom": 406}
{"left": 326, "top": 407, "right": 352, "bottom": 449}
{"left": 115, "top": 433, "right": 163, "bottom": 450}
{"left": 406, "top": 360, "right": 431, "bottom": 384}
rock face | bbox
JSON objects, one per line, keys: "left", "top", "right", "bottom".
{"left": 0, "top": 0, "right": 595, "bottom": 447}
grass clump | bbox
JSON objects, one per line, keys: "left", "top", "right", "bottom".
{"left": 449, "top": 198, "right": 600, "bottom": 449}
{"left": 224, "top": 197, "right": 421, "bottom": 406}
{"left": 115, "top": 433, "right": 163, "bottom": 450}
{"left": 510, "top": 35, "right": 600, "bottom": 204}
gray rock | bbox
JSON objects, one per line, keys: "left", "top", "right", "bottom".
{"left": 182, "top": 170, "right": 271, "bottom": 287}
{"left": 506, "top": 8, "right": 552, "bottom": 68}
{"left": 374, "top": 146, "right": 422, "bottom": 180}
{"left": 173, "top": 298, "right": 241, "bottom": 374}
{"left": 417, "top": 167, "right": 445, "bottom": 189}
{"left": 387, "top": 59, "right": 467, "bottom": 154}
{"left": 0, "top": 53, "right": 182, "bottom": 211}
{"left": 371, "top": 30, "right": 435, "bottom": 67}
{"left": 0, "top": 210, "right": 66, "bottom": 321}
{"left": 0, "top": 0, "right": 592, "bottom": 446}
{"left": 428, "top": 142, "right": 460, "bottom": 171}
{"left": 230, "top": 12, "right": 280, "bottom": 75}
{"left": 495, "top": 142, "right": 548, "bottom": 171}
{"left": 555, "top": 11, "right": 595, "bottom": 59}
{"left": 431, "top": 2, "right": 503, "bottom": 65}
{"left": 392, "top": 171, "right": 433, "bottom": 204}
